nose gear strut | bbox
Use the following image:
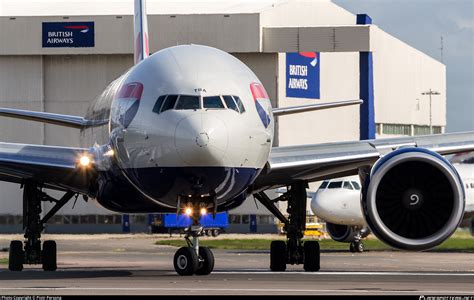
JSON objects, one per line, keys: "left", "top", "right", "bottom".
{"left": 173, "top": 201, "right": 215, "bottom": 276}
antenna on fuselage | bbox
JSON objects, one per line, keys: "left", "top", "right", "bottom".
{"left": 134, "top": 0, "right": 150, "bottom": 64}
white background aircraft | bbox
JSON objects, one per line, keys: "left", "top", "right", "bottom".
{"left": 0, "top": 0, "right": 473, "bottom": 276}
{"left": 311, "top": 160, "right": 474, "bottom": 252}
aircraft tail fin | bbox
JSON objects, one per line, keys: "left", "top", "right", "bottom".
{"left": 133, "top": 0, "right": 149, "bottom": 64}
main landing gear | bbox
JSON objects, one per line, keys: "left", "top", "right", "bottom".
{"left": 254, "top": 182, "right": 320, "bottom": 272}
{"left": 173, "top": 204, "right": 215, "bottom": 276}
{"left": 8, "top": 181, "right": 76, "bottom": 271}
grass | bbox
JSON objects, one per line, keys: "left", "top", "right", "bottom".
{"left": 0, "top": 258, "right": 7, "bottom": 265}
{"left": 155, "top": 231, "right": 474, "bottom": 252}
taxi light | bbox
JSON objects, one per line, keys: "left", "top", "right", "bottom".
{"left": 105, "top": 149, "right": 115, "bottom": 157}
{"left": 185, "top": 207, "right": 193, "bottom": 216}
{"left": 79, "top": 155, "right": 91, "bottom": 167}
{"left": 200, "top": 208, "right": 207, "bottom": 216}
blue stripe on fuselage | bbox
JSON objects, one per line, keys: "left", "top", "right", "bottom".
{"left": 121, "top": 166, "right": 260, "bottom": 209}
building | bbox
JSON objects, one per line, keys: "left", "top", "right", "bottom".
{"left": 0, "top": 0, "right": 446, "bottom": 233}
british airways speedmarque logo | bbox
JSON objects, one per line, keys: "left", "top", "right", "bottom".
{"left": 42, "top": 22, "right": 95, "bottom": 48}
{"left": 250, "top": 82, "right": 271, "bottom": 128}
{"left": 286, "top": 52, "right": 320, "bottom": 99}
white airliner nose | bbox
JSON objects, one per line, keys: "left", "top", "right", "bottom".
{"left": 175, "top": 113, "right": 228, "bottom": 166}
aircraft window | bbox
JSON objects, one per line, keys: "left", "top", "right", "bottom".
{"left": 471, "top": 183, "right": 474, "bottom": 188}
{"left": 352, "top": 181, "right": 361, "bottom": 190}
{"left": 223, "top": 95, "right": 239, "bottom": 112}
{"left": 327, "top": 181, "right": 342, "bottom": 189}
{"left": 161, "top": 95, "right": 178, "bottom": 112}
{"left": 152, "top": 95, "right": 167, "bottom": 113}
{"left": 203, "top": 96, "right": 225, "bottom": 109}
{"left": 319, "top": 181, "right": 329, "bottom": 189}
{"left": 175, "top": 95, "right": 200, "bottom": 110}
{"left": 343, "top": 181, "right": 353, "bottom": 190}
{"left": 233, "top": 96, "right": 245, "bottom": 113}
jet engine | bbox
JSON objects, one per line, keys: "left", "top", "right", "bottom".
{"left": 362, "top": 148, "right": 465, "bottom": 250}
{"left": 326, "top": 223, "right": 369, "bottom": 242}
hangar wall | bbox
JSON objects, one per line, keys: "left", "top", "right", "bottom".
{"left": 0, "top": 0, "right": 447, "bottom": 233}
{"left": 372, "top": 27, "right": 446, "bottom": 137}
{"left": 277, "top": 52, "right": 361, "bottom": 146}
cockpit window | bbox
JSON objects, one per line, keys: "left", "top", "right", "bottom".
{"left": 152, "top": 95, "right": 167, "bottom": 113}
{"left": 319, "top": 181, "right": 329, "bottom": 189}
{"left": 343, "top": 181, "right": 353, "bottom": 190}
{"left": 233, "top": 96, "right": 245, "bottom": 113}
{"left": 153, "top": 94, "right": 244, "bottom": 113}
{"left": 352, "top": 181, "right": 361, "bottom": 190}
{"left": 161, "top": 95, "right": 178, "bottom": 112}
{"left": 203, "top": 96, "right": 225, "bottom": 109}
{"left": 176, "top": 95, "right": 200, "bottom": 110}
{"left": 327, "top": 181, "right": 342, "bottom": 189}
{"left": 223, "top": 95, "right": 239, "bottom": 112}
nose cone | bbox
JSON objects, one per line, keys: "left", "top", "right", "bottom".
{"left": 175, "top": 113, "right": 228, "bottom": 165}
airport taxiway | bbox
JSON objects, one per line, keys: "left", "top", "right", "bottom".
{"left": 0, "top": 234, "right": 473, "bottom": 295}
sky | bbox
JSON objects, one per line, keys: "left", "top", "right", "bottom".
{"left": 334, "top": 0, "right": 474, "bottom": 132}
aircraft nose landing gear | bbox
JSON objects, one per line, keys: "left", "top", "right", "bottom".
{"left": 173, "top": 204, "right": 215, "bottom": 276}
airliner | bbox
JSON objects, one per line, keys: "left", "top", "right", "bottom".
{"left": 0, "top": 0, "right": 473, "bottom": 276}
{"left": 311, "top": 161, "right": 474, "bottom": 252}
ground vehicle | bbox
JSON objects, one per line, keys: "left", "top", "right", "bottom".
{"left": 158, "top": 213, "right": 229, "bottom": 236}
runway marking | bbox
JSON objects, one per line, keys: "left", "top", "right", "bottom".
{"left": 0, "top": 287, "right": 471, "bottom": 294}
{"left": 210, "top": 270, "right": 474, "bottom": 276}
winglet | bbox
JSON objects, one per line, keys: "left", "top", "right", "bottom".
{"left": 134, "top": 0, "right": 150, "bottom": 64}
{"left": 272, "top": 99, "right": 363, "bottom": 117}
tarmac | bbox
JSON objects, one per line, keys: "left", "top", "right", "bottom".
{"left": 0, "top": 234, "right": 473, "bottom": 295}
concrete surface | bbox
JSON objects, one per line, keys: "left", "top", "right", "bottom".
{"left": 0, "top": 234, "right": 473, "bottom": 295}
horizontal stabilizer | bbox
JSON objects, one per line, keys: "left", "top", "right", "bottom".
{"left": 272, "top": 99, "right": 363, "bottom": 117}
{"left": 0, "top": 108, "right": 108, "bottom": 129}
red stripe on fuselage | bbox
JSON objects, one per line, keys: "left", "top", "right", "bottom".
{"left": 250, "top": 82, "right": 269, "bottom": 101}
{"left": 117, "top": 82, "right": 144, "bottom": 100}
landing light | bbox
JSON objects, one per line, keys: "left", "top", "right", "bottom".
{"left": 200, "top": 208, "right": 207, "bottom": 216}
{"left": 79, "top": 155, "right": 91, "bottom": 167}
{"left": 185, "top": 207, "right": 193, "bottom": 216}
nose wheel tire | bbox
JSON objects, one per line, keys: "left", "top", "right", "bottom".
{"left": 174, "top": 247, "right": 199, "bottom": 276}
{"left": 303, "top": 241, "right": 320, "bottom": 272}
{"left": 8, "top": 240, "right": 24, "bottom": 271}
{"left": 270, "top": 241, "right": 287, "bottom": 271}
{"left": 42, "top": 240, "right": 57, "bottom": 271}
{"left": 196, "top": 247, "right": 215, "bottom": 275}
{"left": 349, "top": 241, "right": 364, "bottom": 253}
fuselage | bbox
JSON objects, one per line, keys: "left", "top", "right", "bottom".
{"left": 82, "top": 45, "right": 274, "bottom": 213}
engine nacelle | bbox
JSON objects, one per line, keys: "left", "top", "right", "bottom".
{"left": 362, "top": 148, "right": 465, "bottom": 250}
{"left": 326, "top": 223, "right": 369, "bottom": 242}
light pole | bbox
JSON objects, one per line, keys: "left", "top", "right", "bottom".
{"left": 421, "top": 89, "right": 440, "bottom": 134}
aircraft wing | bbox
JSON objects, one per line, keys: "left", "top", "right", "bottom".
{"left": 0, "top": 142, "right": 96, "bottom": 194}
{"left": 253, "top": 132, "right": 474, "bottom": 192}
{"left": 0, "top": 108, "right": 108, "bottom": 129}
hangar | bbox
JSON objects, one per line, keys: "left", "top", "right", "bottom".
{"left": 0, "top": 0, "right": 446, "bottom": 233}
